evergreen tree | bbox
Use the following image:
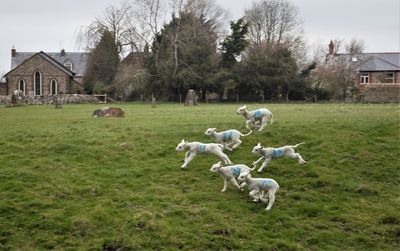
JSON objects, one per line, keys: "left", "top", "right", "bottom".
{"left": 220, "top": 18, "right": 249, "bottom": 68}
{"left": 83, "top": 30, "right": 120, "bottom": 95}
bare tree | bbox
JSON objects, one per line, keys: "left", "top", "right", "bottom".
{"left": 245, "top": 0, "right": 302, "bottom": 49}
{"left": 312, "top": 56, "right": 357, "bottom": 100}
{"left": 345, "top": 39, "right": 365, "bottom": 54}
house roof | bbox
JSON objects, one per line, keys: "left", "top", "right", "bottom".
{"left": 10, "top": 50, "right": 90, "bottom": 76}
{"left": 5, "top": 51, "right": 76, "bottom": 77}
{"left": 333, "top": 52, "right": 400, "bottom": 72}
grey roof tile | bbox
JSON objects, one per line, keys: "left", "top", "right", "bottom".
{"left": 11, "top": 51, "right": 90, "bottom": 76}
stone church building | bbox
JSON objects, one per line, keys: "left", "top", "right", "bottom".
{"left": 3, "top": 48, "right": 90, "bottom": 96}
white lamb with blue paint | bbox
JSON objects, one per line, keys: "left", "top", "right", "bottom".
{"left": 236, "top": 105, "right": 273, "bottom": 132}
{"left": 238, "top": 171, "right": 279, "bottom": 211}
{"left": 209, "top": 161, "right": 255, "bottom": 192}
{"left": 252, "top": 142, "right": 306, "bottom": 173}
{"left": 205, "top": 128, "right": 252, "bottom": 151}
{"left": 175, "top": 139, "right": 233, "bottom": 169}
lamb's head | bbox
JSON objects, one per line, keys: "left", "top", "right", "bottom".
{"left": 205, "top": 128, "right": 217, "bottom": 136}
{"left": 210, "top": 161, "right": 222, "bottom": 173}
{"left": 252, "top": 143, "right": 264, "bottom": 154}
{"left": 238, "top": 171, "right": 251, "bottom": 182}
{"left": 175, "top": 139, "right": 188, "bottom": 152}
{"left": 236, "top": 105, "right": 248, "bottom": 115}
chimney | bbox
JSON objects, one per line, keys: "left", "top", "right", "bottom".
{"left": 11, "top": 46, "right": 16, "bottom": 57}
{"left": 328, "top": 41, "right": 334, "bottom": 55}
{"left": 61, "top": 49, "right": 65, "bottom": 56}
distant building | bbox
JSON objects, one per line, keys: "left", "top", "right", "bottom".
{"left": 327, "top": 41, "right": 400, "bottom": 102}
{"left": 3, "top": 48, "right": 90, "bottom": 96}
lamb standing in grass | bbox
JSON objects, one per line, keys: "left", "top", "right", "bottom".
{"left": 175, "top": 139, "right": 233, "bottom": 169}
{"left": 236, "top": 105, "right": 273, "bottom": 132}
{"left": 205, "top": 128, "right": 252, "bottom": 151}
{"left": 209, "top": 161, "right": 255, "bottom": 192}
{"left": 252, "top": 142, "right": 306, "bottom": 173}
{"left": 238, "top": 171, "right": 279, "bottom": 211}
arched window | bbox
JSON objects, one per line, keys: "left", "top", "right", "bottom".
{"left": 18, "top": 79, "right": 25, "bottom": 94}
{"left": 34, "top": 71, "right": 41, "bottom": 96}
{"left": 50, "top": 80, "right": 57, "bottom": 95}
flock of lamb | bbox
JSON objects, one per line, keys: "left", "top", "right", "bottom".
{"left": 175, "top": 105, "right": 307, "bottom": 211}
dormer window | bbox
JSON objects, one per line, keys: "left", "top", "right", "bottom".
{"left": 64, "top": 62, "right": 73, "bottom": 71}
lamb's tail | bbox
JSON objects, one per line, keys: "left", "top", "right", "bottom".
{"left": 240, "top": 130, "right": 253, "bottom": 137}
{"left": 291, "top": 142, "right": 305, "bottom": 148}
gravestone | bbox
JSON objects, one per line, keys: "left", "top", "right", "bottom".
{"left": 54, "top": 96, "right": 62, "bottom": 109}
{"left": 184, "top": 89, "right": 198, "bottom": 106}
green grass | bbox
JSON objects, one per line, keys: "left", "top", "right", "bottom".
{"left": 0, "top": 103, "right": 399, "bottom": 250}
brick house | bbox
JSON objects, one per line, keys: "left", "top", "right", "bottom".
{"left": 4, "top": 48, "right": 90, "bottom": 96}
{"left": 327, "top": 41, "right": 400, "bottom": 102}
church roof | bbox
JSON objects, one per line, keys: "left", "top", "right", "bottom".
{"left": 10, "top": 50, "right": 90, "bottom": 76}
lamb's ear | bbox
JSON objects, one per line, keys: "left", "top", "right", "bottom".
{"left": 212, "top": 128, "right": 216, "bottom": 131}
{"left": 257, "top": 142, "right": 261, "bottom": 147}
{"left": 244, "top": 105, "right": 247, "bottom": 109}
{"left": 217, "top": 161, "right": 222, "bottom": 166}
{"left": 181, "top": 139, "right": 185, "bottom": 143}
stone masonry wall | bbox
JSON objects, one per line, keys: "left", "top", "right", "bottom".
{"left": 6, "top": 54, "right": 75, "bottom": 95}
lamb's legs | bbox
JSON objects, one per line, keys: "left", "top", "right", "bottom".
{"left": 184, "top": 151, "right": 190, "bottom": 161}
{"left": 181, "top": 152, "right": 196, "bottom": 168}
{"left": 266, "top": 188, "right": 277, "bottom": 211}
{"left": 259, "top": 117, "right": 267, "bottom": 131}
{"left": 230, "top": 178, "right": 243, "bottom": 191}
{"left": 230, "top": 139, "right": 242, "bottom": 150}
{"left": 218, "top": 153, "right": 232, "bottom": 165}
{"left": 288, "top": 152, "right": 306, "bottom": 165}
{"left": 221, "top": 179, "right": 228, "bottom": 192}
{"left": 252, "top": 156, "right": 265, "bottom": 168}
{"left": 224, "top": 142, "right": 233, "bottom": 151}
{"left": 245, "top": 120, "right": 252, "bottom": 130}
{"left": 249, "top": 189, "right": 261, "bottom": 202}
{"left": 257, "top": 158, "right": 271, "bottom": 173}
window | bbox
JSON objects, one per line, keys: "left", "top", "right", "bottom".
{"left": 360, "top": 72, "right": 369, "bottom": 84}
{"left": 386, "top": 72, "right": 394, "bottom": 81}
{"left": 64, "top": 62, "right": 72, "bottom": 71}
{"left": 18, "top": 79, "right": 25, "bottom": 94}
{"left": 34, "top": 71, "right": 41, "bottom": 95}
{"left": 50, "top": 80, "right": 57, "bottom": 95}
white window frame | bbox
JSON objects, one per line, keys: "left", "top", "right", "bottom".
{"left": 18, "top": 79, "right": 25, "bottom": 95}
{"left": 360, "top": 72, "right": 369, "bottom": 84}
{"left": 34, "top": 70, "right": 42, "bottom": 96}
{"left": 50, "top": 79, "right": 58, "bottom": 95}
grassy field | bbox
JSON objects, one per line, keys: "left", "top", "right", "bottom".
{"left": 0, "top": 103, "right": 399, "bottom": 250}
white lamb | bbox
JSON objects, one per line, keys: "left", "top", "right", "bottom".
{"left": 236, "top": 105, "right": 273, "bottom": 132}
{"left": 205, "top": 128, "right": 252, "bottom": 151}
{"left": 209, "top": 161, "right": 255, "bottom": 192}
{"left": 238, "top": 171, "right": 279, "bottom": 211}
{"left": 252, "top": 142, "right": 306, "bottom": 173}
{"left": 175, "top": 139, "right": 233, "bottom": 169}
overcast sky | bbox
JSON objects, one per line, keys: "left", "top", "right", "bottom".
{"left": 0, "top": 0, "right": 399, "bottom": 75}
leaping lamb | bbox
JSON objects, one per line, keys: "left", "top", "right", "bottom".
{"left": 205, "top": 128, "right": 252, "bottom": 151}
{"left": 252, "top": 142, "right": 306, "bottom": 173}
{"left": 175, "top": 140, "right": 233, "bottom": 169}
{"left": 236, "top": 105, "right": 273, "bottom": 132}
